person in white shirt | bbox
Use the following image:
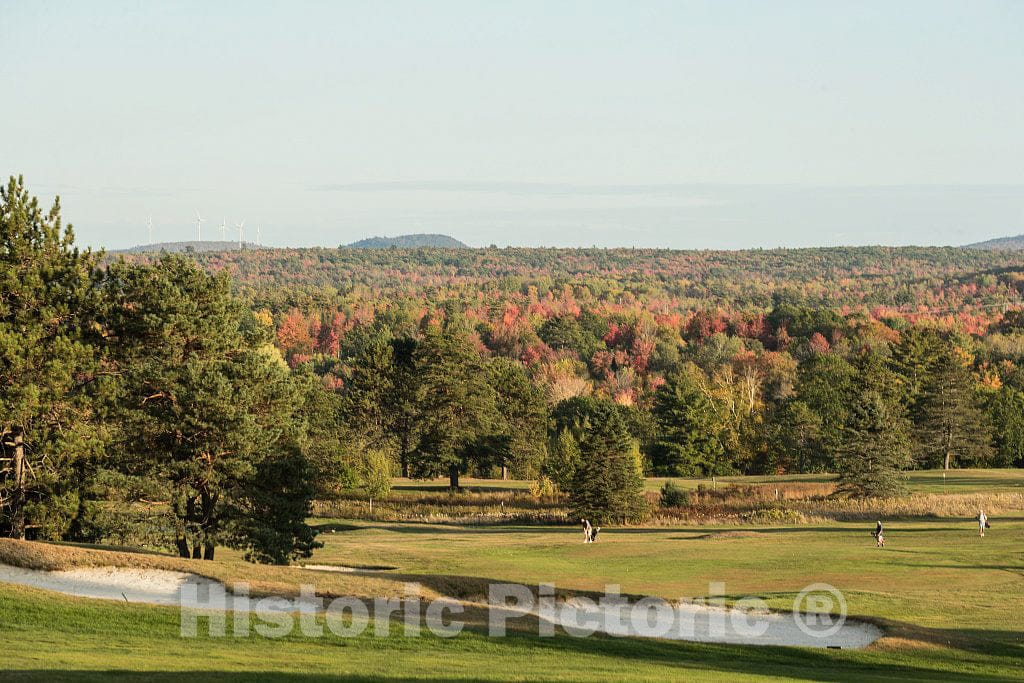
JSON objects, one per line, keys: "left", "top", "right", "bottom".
{"left": 581, "top": 518, "right": 592, "bottom": 543}
{"left": 978, "top": 509, "right": 988, "bottom": 538}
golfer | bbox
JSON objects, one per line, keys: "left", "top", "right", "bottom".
{"left": 581, "top": 518, "right": 592, "bottom": 543}
{"left": 978, "top": 509, "right": 988, "bottom": 538}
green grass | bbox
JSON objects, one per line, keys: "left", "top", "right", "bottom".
{"left": 3, "top": 580, "right": 1019, "bottom": 682}
{"left": 2, "top": 513, "right": 1023, "bottom": 681}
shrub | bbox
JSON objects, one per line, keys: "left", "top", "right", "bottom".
{"left": 530, "top": 476, "right": 556, "bottom": 498}
{"left": 660, "top": 481, "right": 691, "bottom": 508}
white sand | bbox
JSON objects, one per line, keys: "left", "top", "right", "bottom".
{"left": 296, "top": 564, "right": 357, "bottom": 573}
{"left": 296, "top": 565, "right": 395, "bottom": 573}
{"left": 538, "top": 597, "right": 882, "bottom": 648}
{"left": 0, "top": 563, "right": 881, "bottom": 647}
{"left": 0, "top": 564, "right": 211, "bottom": 606}
{"left": 0, "top": 563, "right": 312, "bottom": 612}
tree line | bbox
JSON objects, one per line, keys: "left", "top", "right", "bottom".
{"left": 4, "top": 178, "right": 1024, "bottom": 550}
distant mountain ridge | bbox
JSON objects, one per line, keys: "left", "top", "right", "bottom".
{"left": 965, "top": 234, "right": 1024, "bottom": 250}
{"left": 345, "top": 233, "right": 468, "bottom": 249}
{"left": 115, "top": 240, "right": 261, "bottom": 254}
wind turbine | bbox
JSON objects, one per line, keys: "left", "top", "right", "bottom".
{"left": 236, "top": 220, "right": 245, "bottom": 249}
{"left": 147, "top": 216, "right": 154, "bottom": 244}
{"left": 219, "top": 218, "right": 227, "bottom": 242}
{"left": 195, "top": 212, "right": 205, "bottom": 241}
{"left": 256, "top": 225, "right": 262, "bottom": 246}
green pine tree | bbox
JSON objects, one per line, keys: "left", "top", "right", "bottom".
{"left": 650, "top": 364, "right": 726, "bottom": 476}
{"left": 0, "top": 176, "right": 105, "bottom": 539}
{"left": 544, "top": 429, "right": 582, "bottom": 492}
{"left": 338, "top": 320, "right": 396, "bottom": 450}
{"left": 410, "top": 313, "right": 497, "bottom": 489}
{"left": 836, "top": 353, "right": 912, "bottom": 497}
{"left": 568, "top": 402, "right": 647, "bottom": 525}
{"left": 105, "top": 255, "right": 318, "bottom": 562}
{"left": 914, "top": 350, "right": 993, "bottom": 469}
{"left": 485, "top": 357, "right": 548, "bottom": 479}
{"left": 987, "top": 385, "right": 1024, "bottom": 467}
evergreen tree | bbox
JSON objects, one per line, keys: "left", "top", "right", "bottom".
{"left": 485, "top": 357, "right": 548, "bottom": 479}
{"left": 544, "top": 429, "right": 582, "bottom": 492}
{"left": 568, "top": 402, "right": 647, "bottom": 525}
{"left": 387, "top": 335, "right": 421, "bottom": 478}
{"left": 775, "top": 399, "right": 824, "bottom": 473}
{"left": 410, "top": 314, "right": 497, "bottom": 489}
{"left": 224, "top": 447, "right": 319, "bottom": 564}
{"left": 295, "top": 365, "right": 355, "bottom": 497}
{"left": 104, "top": 256, "right": 318, "bottom": 562}
{"left": 0, "top": 177, "right": 105, "bottom": 539}
{"left": 914, "top": 350, "right": 993, "bottom": 469}
{"left": 836, "top": 353, "right": 912, "bottom": 496}
{"left": 890, "top": 326, "right": 946, "bottom": 410}
{"left": 650, "top": 364, "right": 726, "bottom": 476}
{"left": 794, "top": 353, "right": 856, "bottom": 469}
{"left": 987, "top": 386, "right": 1024, "bottom": 467}
{"left": 338, "top": 321, "right": 395, "bottom": 450}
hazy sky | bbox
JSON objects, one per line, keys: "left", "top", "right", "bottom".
{"left": 2, "top": 1, "right": 1023, "bottom": 249}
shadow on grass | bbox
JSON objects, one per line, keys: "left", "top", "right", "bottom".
{"left": 6, "top": 630, "right": 1022, "bottom": 683}
{"left": 884, "top": 561, "right": 1024, "bottom": 576}
{"left": 338, "top": 523, "right": 564, "bottom": 535}
{"left": 390, "top": 484, "right": 529, "bottom": 494}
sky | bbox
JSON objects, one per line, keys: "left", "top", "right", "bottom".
{"left": 2, "top": 0, "right": 1023, "bottom": 250}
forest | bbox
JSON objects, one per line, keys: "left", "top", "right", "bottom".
{"left": 5, "top": 176, "right": 1024, "bottom": 563}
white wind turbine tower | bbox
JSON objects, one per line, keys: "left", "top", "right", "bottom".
{"left": 236, "top": 220, "right": 245, "bottom": 249}
{"left": 195, "top": 212, "right": 205, "bottom": 241}
{"left": 256, "top": 225, "right": 262, "bottom": 246}
{"left": 147, "top": 216, "right": 154, "bottom": 244}
{"left": 219, "top": 218, "right": 227, "bottom": 242}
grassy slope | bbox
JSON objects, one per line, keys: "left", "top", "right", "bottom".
{"left": 1, "top": 471, "right": 1022, "bottom": 681}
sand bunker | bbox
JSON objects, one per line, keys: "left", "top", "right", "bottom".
{"left": 0, "top": 563, "right": 881, "bottom": 648}
{"left": 298, "top": 564, "right": 357, "bottom": 573}
{"left": 536, "top": 597, "right": 881, "bottom": 648}
{"left": 296, "top": 564, "right": 395, "bottom": 573}
{"left": 0, "top": 564, "right": 213, "bottom": 606}
{"left": 0, "top": 564, "right": 312, "bottom": 612}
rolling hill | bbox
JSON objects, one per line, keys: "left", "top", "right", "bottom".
{"left": 965, "top": 234, "right": 1024, "bottom": 250}
{"left": 345, "top": 233, "right": 469, "bottom": 249}
{"left": 115, "top": 240, "right": 262, "bottom": 254}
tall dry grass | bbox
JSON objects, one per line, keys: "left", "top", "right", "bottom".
{"left": 799, "top": 492, "right": 1024, "bottom": 520}
{"left": 314, "top": 482, "right": 1024, "bottom": 526}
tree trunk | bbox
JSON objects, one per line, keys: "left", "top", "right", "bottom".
{"left": 192, "top": 541, "right": 203, "bottom": 559}
{"left": 500, "top": 465, "right": 508, "bottom": 481}
{"left": 175, "top": 535, "right": 191, "bottom": 558}
{"left": 203, "top": 543, "right": 215, "bottom": 560}
{"left": 944, "top": 450, "right": 951, "bottom": 471}
{"left": 10, "top": 429, "right": 26, "bottom": 540}
{"left": 401, "top": 458, "right": 409, "bottom": 478}
{"left": 449, "top": 465, "right": 460, "bottom": 490}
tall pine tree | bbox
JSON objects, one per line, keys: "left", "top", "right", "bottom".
{"left": 836, "top": 353, "right": 912, "bottom": 497}
{"left": 568, "top": 402, "right": 647, "bottom": 525}
{"left": 650, "top": 364, "right": 726, "bottom": 476}
{"left": 104, "top": 255, "right": 318, "bottom": 562}
{"left": 410, "top": 312, "right": 497, "bottom": 489}
{"left": 0, "top": 177, "right": 105, "bottom": 539}
{"left": 914, "top": 349, "right": 993, "bottom": 470}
